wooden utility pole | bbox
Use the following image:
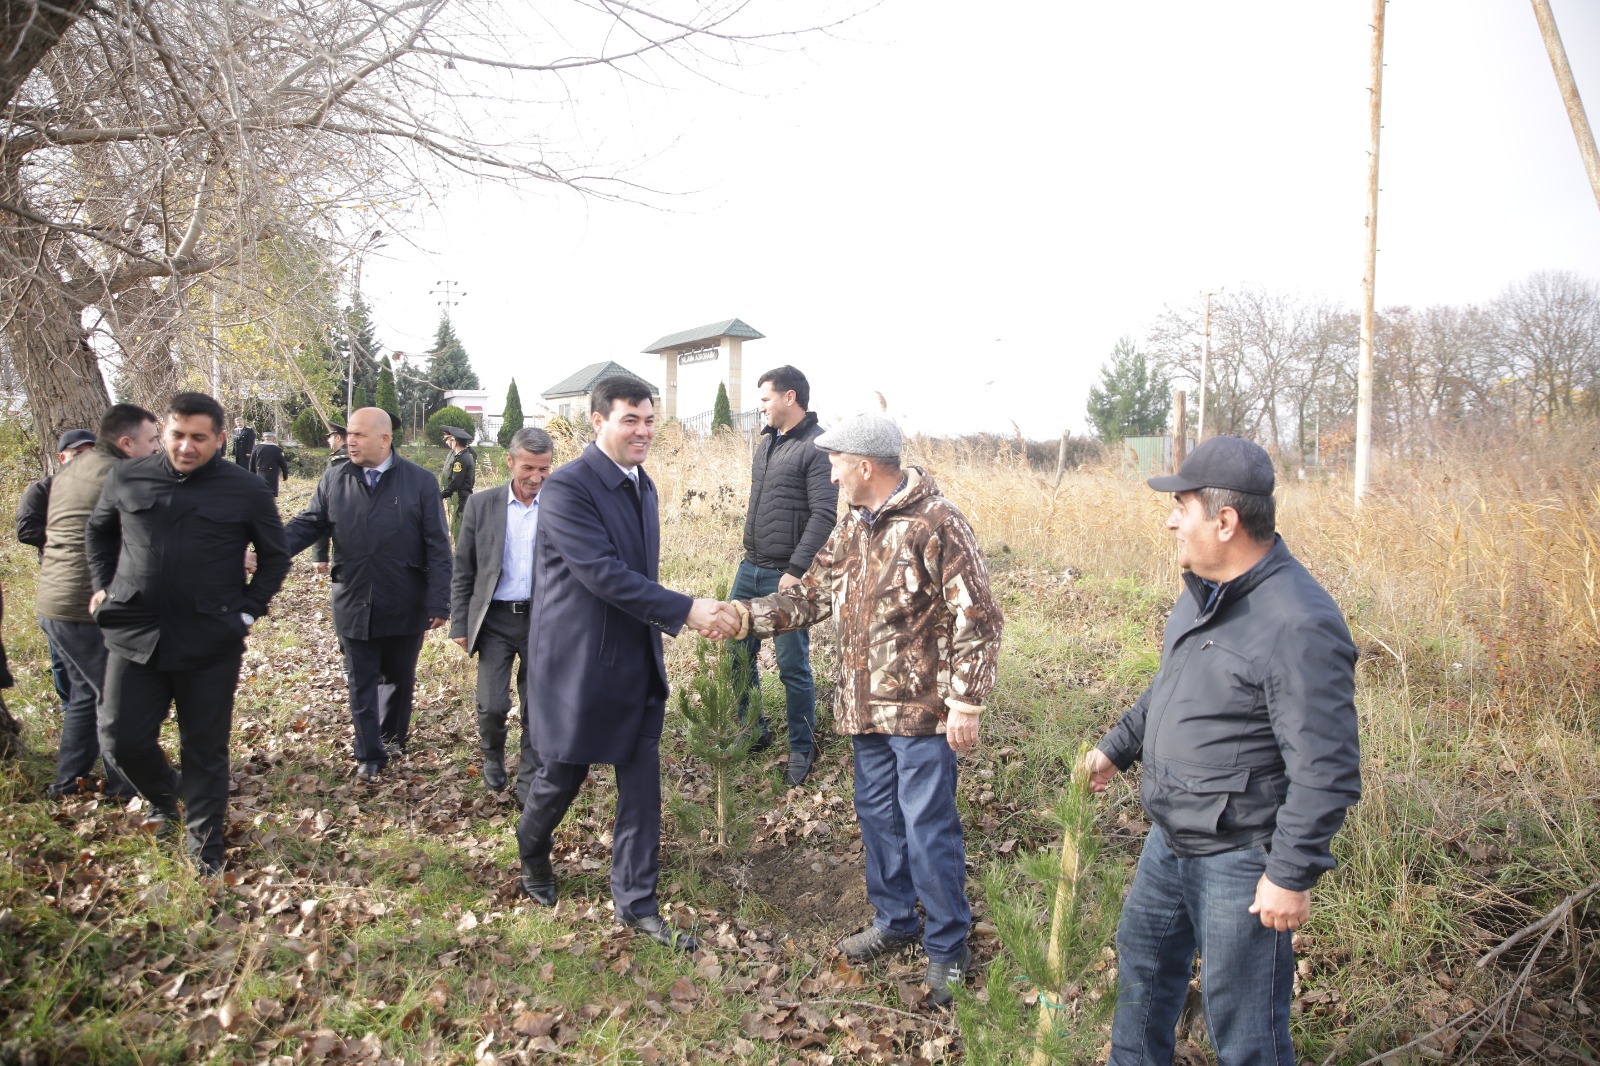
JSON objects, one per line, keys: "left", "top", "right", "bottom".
{"left": 1530, "top": 0, "right": 1600, "bottom": 215}
{"left": 1198, "top": 289, "right": 1222, "bottom": 442}
{"left": 1173, "top": 390, "right": 1187, "bottom": 467}
{"left": 1355, "top": 0, "right": 1386, "bottom": 505}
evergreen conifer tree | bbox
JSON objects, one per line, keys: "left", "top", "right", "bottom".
{"left": 376, "top": 357, "right": 403, "bottom": 443}
{"left": 712, "top": 381, "right": 734, "bottom": 433}
{"left": 1086, "top": 337, "right": 1171, "bottom": 443}
{"left": 673, "top": 634, "right": 758, "bottom": 851}
{"left": 499, "top": 379, "right": 524, "bottom": 448}
{"left": 426, "top": 315, "right": 480, "bottom": 417}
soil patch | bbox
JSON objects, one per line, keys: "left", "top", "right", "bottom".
{"left": 717, "top": 843, "right": 870, "bottom": 955}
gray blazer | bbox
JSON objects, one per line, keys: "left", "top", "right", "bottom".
{"left": 449, "top": 485, "right": 526, "bottom": 653}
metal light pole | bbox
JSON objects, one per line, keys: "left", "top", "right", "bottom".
{"left": 347, "top": 229, "right": 384, "bottom": 418}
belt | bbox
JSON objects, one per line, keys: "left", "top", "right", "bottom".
{"left": 491, "top": 600, "right": 530, "bottom": 615}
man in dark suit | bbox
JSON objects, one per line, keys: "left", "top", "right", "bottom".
{"left": 517, "top": 375, "right": 729, "bottom": 952}
{"left": 284, "top": 408, "right": 452, "bottom": 780}
{"left": 88, "top": 393, "right": 291, "bottom": 873}
{"left": 230, "top": 417, "right": 256, "bottom": 466}
{"left": 451, "top": 427, "right": 554, "bottom": 799}
{"left": 250, "top": 432, "right": 290, "bottom": 496}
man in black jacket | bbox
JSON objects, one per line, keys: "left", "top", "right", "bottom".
{"left": 731, "top": 366, "right": 838, "bottom": 786}
{"left": 88, "top": 393, "right": 291, "bottom": 873}
{"left": 285, "top": 408, "right": 452, "bottom": 779}
{"left": 440, "top": 425, "right": 476, "bottom": 539}
{"left": 249, "top": 432, "right": 290, "bottom": 496}
{"left": 1083, "top": 436, "right": 1361, "bottom": 1066}
{"left": 230, "top": 417, "right": 256, "bottom": 466}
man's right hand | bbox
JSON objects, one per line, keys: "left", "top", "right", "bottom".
{"left": 453, "top": 636, "right": 468, "bottom": 652}
{"left": 1081, "top": 748, "right": 1119, "bottom": 793}
{"left": 88, "top": 590, "right": 107, "bottom": 615}
{"left": 315, "top": 562, "right": 330, "bottom": 576}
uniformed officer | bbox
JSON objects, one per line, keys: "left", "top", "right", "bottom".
{"left": 440, "top": 425, "right": 476, "bottom": 538}
{"left": 313, "top": 423, "right": 350, "bottom": 576}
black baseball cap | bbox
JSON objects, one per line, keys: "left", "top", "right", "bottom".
{"left": 57, "top": 429, "right": 96, "bottom": 452}
{"left": 1148, "top": 436, "right": 1275, "bottom": 496}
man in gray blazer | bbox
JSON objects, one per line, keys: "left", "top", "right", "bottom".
{"left": 450, "top": 427, "right": 554, "bottom": 800}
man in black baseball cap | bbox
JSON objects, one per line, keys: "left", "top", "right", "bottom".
{"left": 1083, "top": 434, "right": 1361, "bottom": 1065}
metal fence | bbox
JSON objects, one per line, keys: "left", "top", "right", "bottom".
{"left": 678, "top": 407, "right": 761, "bottom": 436}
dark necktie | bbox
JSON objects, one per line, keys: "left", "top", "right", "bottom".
{"left": 365, "top": 468, "right": 379, "bottom": 490}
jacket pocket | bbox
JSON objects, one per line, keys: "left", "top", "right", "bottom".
{"left": 1147, "top": 758, "right": 1251, "bottom": 839}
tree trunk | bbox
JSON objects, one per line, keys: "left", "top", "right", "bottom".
{"left": 1, "top": 164, "right": 112, "bottom": 455}
{"left": 0, "top": 0, "right": 90, "bottom": 113}
{"left": 107, "top": 278, "right": 184, "bottom": 409}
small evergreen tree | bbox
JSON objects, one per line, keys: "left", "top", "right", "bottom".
{"left": 711, "top": 381, "right": 734, "bottom": 434}
{"left": 672, "top": 633, "right": 758, "bottom": 852}
{"left": 498, "top": 379, "right": 524, "bottom": 448}
{"left": 425, "top": 315, "right": 480, "bottom": 417}
{"left": 1086, "top": 337, "right": 1172, "bottom": 443}
{"left": 290, "top": 407, "right": 325, "bottom": 448}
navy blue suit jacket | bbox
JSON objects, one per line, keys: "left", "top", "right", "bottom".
{"left": 527, "top": 443, "right": 692, "bottom": 764}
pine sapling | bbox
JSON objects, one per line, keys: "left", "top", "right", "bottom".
{"left": 675, "top": 638, "right": 759, "bottom": 851}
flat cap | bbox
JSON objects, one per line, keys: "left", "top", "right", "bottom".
{"left": 813, "top": 413, "right": 902, "bottom": 460}
{"left": 1148, "top": 435, "right": 1274, "bottom": 495}
{"left": 57, "top": 429, "right": 96, "bottom": 452}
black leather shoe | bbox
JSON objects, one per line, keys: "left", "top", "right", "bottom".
{"left": 143, "top": 804, "right": 182, "bottom": 842}
{"left": 746, "top": 732, "right": 773, "bottom": 756}
{"left": 482, "top": 752, "right": 507, "bottom": 791}
{"left": 784, "top": 749, "right": 815, "bottom": 788}
{"left": 520, "top": 858, "right": 557, "bottom": 906}
{"left": 357, "top": 761, "right": 381, "bottom": 781}
{"left": 620, "top": 912, "right": 698, "bottom": 954}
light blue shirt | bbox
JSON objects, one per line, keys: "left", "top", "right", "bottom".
{"left": 492, "top": 486, "right": 539, "bottom": 602}
{"left": 361, "top": 452, "right": 395, "bottom": 488}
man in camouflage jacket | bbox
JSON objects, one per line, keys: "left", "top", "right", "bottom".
{"left": 729, "top": 413, "right": 1002, "bottom": 1008}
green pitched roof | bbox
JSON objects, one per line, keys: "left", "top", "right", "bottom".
{"left": 642, "top": 318, "right": 765, "bottom": 354}
{"left": 542, "top": 361, "right": 658, "bottom": 400}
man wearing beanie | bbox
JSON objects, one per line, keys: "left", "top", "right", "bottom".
{"left": 1083, "top": 436, "right": 1362, "bottom": 1065}
{"left": 727, "top": 413, "right": 1003, "bottom": 1008}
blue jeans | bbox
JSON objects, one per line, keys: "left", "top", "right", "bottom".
{"left": 852, "top": 733, "right": 969, "bottom": 963}
{"left": 1109, "top": 825, "right": 1296, "bottom": 1066}
{"left": 731, "top": 559, "right": 816, "bottom": 756}
{"left": 39, "top": 617, "right": 134, "bottom": 798}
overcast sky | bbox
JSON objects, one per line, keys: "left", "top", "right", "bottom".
{"left": 360, "top": 0, "right": 1600, "bottom": 440}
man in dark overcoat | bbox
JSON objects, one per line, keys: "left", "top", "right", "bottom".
{"left": 450, "top": 427, "right": 554, "bottom": 799}
{"left": 284, "top": 408, "right": 451, "bottom": 778}
{"left": 249, "top": 432, "right": 290, "bottom": 496}
{"left": 516, "top": 375, "right": 726, "bottom": 952}
{"left": 88, "top": 392, "right": 291, "bottom": 873}
{"left": 230, "top": 417, "right": 256, "bottom": 466}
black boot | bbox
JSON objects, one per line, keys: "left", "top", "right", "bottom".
{"left": 483, "top": 750, "right": 507, "bottom": 791}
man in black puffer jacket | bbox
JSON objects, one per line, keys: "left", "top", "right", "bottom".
{"left": 732, "top": 365, "right": 838, "bottom": 787}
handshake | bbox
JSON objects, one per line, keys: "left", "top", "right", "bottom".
{"left": 686, "top": 599, "right": 743, "bottom": 641}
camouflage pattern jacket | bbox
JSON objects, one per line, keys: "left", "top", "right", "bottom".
{"left": 738, "top": 467, "right": 1002, "bottom": 737}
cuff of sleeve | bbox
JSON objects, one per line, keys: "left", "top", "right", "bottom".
{"left": 1264, "top": 859, "right": 1319, "bottom": 893}
{"left": 733, "top": 601, "right": 751, "bottom": 641}
{"left": 784, "top": 564, "right": 806, "bottom": 579}
{"left": 946, "top": 697, "right": 984, "bottom": 716}
{"left": 1097, "top": 739, "right": 1137, "bottom": 772}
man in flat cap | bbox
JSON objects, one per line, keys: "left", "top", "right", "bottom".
{"left": 725, "top": 413, "right": 1003, "bottom": 1008}
{"left": 440, "top": 425, "right": 477, "bottom": 539}
{"left": 311, "top": 423, "right": 349, "bottom": 576}
{"left": 1082, "top": 435, "right": 1362, "bottom": 1066}
{"left": 16, "top": 429, "right": 100, "bottom": 716}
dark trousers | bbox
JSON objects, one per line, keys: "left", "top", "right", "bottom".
{"left": 340, "top": 630, "right": 426, "bottom": 764}
{"left": 473, "top": 602, "right": 540, "bottom": 802}
{"left": 517, "top": 729, "right": 662, "bottom": 919}
{"left": 40, "top": 617, "right": 134, "bottom": 798}
{"left": 43, "top": 624, "right": 71, "bottom": 707}
{"left": 101, "top": 650, "right": 242, "bottom": 867}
